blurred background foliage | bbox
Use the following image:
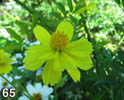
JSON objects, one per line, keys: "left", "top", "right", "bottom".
{"left": 0, "top": 0, "right": 124, "bottom": 100}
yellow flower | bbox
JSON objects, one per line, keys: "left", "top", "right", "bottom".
{"left": 0, "top": 50, "right": 13, "bottom": 74}
{"left": 23, "top": 21, "right": 93, "bottom": 85}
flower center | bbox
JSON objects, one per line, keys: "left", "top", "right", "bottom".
{"left": 2, "top": 81, "right": 8, "bottom": 87}
{"left": 50, "top": 31, "right": 69, "bottom": 51}
{"left": 32, "top": 93, "right": 42, "bottom": 100}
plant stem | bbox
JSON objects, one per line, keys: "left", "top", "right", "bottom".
{"left": 54, "top": 85, "right": 58, "bottom": 100}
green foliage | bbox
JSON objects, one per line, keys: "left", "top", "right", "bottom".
{"left": 6, "top": 28, "right": 23, "bottom": 43}
{"left": 56, "top": 2, "right": 67, "bottom": 16}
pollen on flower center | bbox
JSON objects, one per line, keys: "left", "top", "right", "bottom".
{"left": 2, "top": 81, "right": 8, "bottom": 87}
{"left": 32, "top": 93, "right": 42, "bottom": 100}
{"left": 50, "top": 31, "right": 69, "bottom": 50}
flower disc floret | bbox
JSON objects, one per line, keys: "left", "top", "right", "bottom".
{"left": 32, "top": 93, "right": 42, "bottom": 100}
{"left": 50, "top": 31, "right": 69, "bottom": 51}
{"left": 2, "top": 81, "right": 8, "bottom": 87}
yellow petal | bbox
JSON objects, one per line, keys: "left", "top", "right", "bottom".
{"left": 0, "top": 65, "right": 12, "bottom": 74}
{"left": 23, "top": 45, "right": 56, "bottom": 71}
{"left": 65, "top": 38, "right": 93, "bottom": 56}
{"left": 34, "top": 25, "right": 51, "bottom": 46}
{"left": 74, "top": 56, "right": 93, "bottom": 70}
{"left": 67, "top": 68, "right": 80, "bottom": 82}
{"left": 56, "top": 21, "right": 73, "bottom": 41}
{"left": 0, "top": 50, "right": 13, "bottom": 74}
{"left": 64, "top": 38, "right": 93, "bottom": 70}
{"left": 42, "top": 60, "right": 62, "bottom": 86}
{"left": 53, "top": 52, "right": 76, "bottom": 71}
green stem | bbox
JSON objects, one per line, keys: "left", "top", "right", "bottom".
{"left": 117, "top": 35, "right": 124, "bottom": 48}
{"left": 54, "top": 85, "right": 58, "bottom": 100}
{"left": 0, "top": 74, "right": 34, "bottom": 100}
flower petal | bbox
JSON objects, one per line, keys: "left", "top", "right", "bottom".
{"left": 64, "top": 38, "right": 93, "bottom": 70}
{"left": 0, "top": 65, "right": 12, "bottom": 74}
{"left": 34, "top": 83, "right": 42, "bottom": 93}
{"left": 42, "top": 96, "right": 49, "bottom": 100}
{"left": 56, "top": 21, "right": 73, "bottom": 41}
{"left": 19, "top": 96, "right": 29, "bottom": 100}
{"left": 41, "top": 86, "right": 53, "bottom": 96}
{"left": 65, "top": 38, "right": 93, "bottom": 56}
{"left": 67, "top": 68, "right": 80, "bottom": 82}
{"left": 76, "top": 56, "right": 93, "bottom": 70}
{"left": 26, "top": 84, "right": 35, "bottom": 95}
{"left": 34, "top": 25, "right": 51, "bottom": 46}
{"left": 23, "top": 45, "right": 56, "bottom": 71}
{"left": 53, "top": 52, "right": 76, "bottom": 71}
{"left": 42, "top": 60, "right": 62, "bottom": 86}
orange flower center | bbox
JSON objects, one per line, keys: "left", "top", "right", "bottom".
{"left": 32, "top": 93, "right": 42, "bottom": 100}
{"left": 2, "top": 81, "right": 8, "bottom": 87}
{"left": 50, "top": 31, "right": 69, "bottom": 51}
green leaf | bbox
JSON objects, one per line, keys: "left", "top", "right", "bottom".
{"left": 67, "top": 0, "right": 73, "bottom": 12}
{"left": 32, "top": 11, "right": 39, "bottom": 28}
{"left": 6, "top": 28, "right": 23, "bottom": 43}
{"left": 3, "top": 42, "right": 21, "bottom": 53}
{"left": 15, "top": 20, "right": 30, "bottom": 35}
{"left": 56, "top": 3, "right": 67, "bottom": 16}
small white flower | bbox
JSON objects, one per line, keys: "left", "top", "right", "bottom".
{"left": 19, "top": 83, "right": 53, "bottom": 100}
{"left": 0, "top": 74, "right": 13, "bottom": 90}
{"left": 66, "top": 89, "right": 84, "bottom": 100}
